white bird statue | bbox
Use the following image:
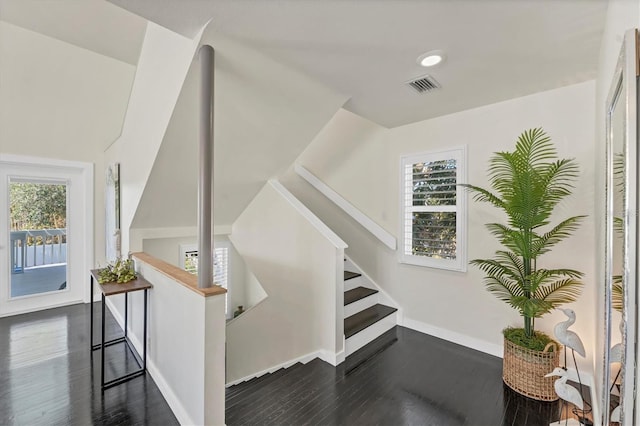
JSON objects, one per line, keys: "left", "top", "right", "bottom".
{"left": 610, "top": 321, "right": 624, "bottom": 364}
{"left": 545, "top": 367, "right": 584, "bottom": 410}
{"left": 554, "top": 308, "right": 586, "bottom": 358}
{"left": 611, "top": 404, "right": 621, "bottom": 423}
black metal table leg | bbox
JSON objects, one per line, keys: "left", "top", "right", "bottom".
{"left": 90, "top": 275, "right": 94, "bottom": 351}
{"left": 143, "top": 289, "right": 148, "bottom": 370}
{"left": 124, "top": 292, "right": 128, "bottom": 338}
{"left": 101, "top": 293, "right": 106, "bottom": 388}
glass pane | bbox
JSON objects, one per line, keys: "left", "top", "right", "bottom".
{"left": 183, "top": 247, "right": 229, "bottom": 315}
{"left": 410, "top": 212, "right": 457, "bottom": 259}
{"left": 412, "top": 159, "right": 457, "bottom": 206}
{"left": 10, "top": 182, "right": 67, "bottom": 297}
{"left": 184, "top": 250, "right": 198, "bottom": 274}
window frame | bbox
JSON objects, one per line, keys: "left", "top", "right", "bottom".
{"left": 179, "top": 241, "right": 232, "bottom": 318}
{"left": 399, "top": 146, "right": 467, "bottom": 272}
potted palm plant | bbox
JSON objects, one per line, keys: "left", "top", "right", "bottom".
{"left": 463, "top": 128, "right": 585, "bottom": 400}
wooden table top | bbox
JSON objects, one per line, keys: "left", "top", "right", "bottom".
{"left": 90, "top": 269, "right": 152, "bottom": 296}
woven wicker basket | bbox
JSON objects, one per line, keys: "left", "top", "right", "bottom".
{"left": 502, "top": 337, "right": 560, "bottom": 401}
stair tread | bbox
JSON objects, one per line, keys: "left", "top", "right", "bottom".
{"left": 344, "top": 270, "right": 361, "bottom": 281}
{"left": 344, "top": 304, "right": 397, "bottom": 339}
{"left": 344, "top": 286, "right": 378, "bottom": 305}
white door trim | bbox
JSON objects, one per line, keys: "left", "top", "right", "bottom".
{"left": 0, "top": 154, "right": 93, "bottom": 316}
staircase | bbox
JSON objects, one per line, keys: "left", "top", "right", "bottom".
{"left": 343, "top": 259, "right": 398, "bottom": 357}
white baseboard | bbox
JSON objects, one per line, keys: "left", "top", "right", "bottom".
{"left": 225, "top": 350, "right": 321, "bottom": 387}
{"left": 0, "top": 299, "right": 83, "bottom": 318}
{"left": 104, "top": 298, "right": 125, "bottom": 332}
{"left": 318, "top": 349, "right": 344, "bottom": 366}
{"left": 401, "top": 317, "right": 503, "bottom": 358}
{"left": 146, "top": 356, "right": 197, "bottom": 426}
{"left": 103, "top": 299, "right": 194, "bottom": 426}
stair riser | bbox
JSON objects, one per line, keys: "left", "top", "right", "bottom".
{"left": 345, "top": 312, "right": 397, "bottom": 356}
{"left": 344, "top": 276, "right": 363, "bottom": 291}
{"left": 344, "top": 293, "right": 378, "bottom": 318}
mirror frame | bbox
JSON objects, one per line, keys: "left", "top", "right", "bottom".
{"left": 604, "top": 28, "right": 639, "bottom": 426}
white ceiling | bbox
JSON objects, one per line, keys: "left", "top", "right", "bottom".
{"left": 109, "top": 0, "right": 608, "bottom": 127}
{"left": 0, "top": 0, "right": 146, "bottom": 65}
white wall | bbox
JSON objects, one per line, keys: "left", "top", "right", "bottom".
{"left": 227, "top": 181, "right": 345, "bottom": 382}
{"left": 283, "top": 81, "right": 597, "bottom": 370}
{"left": 107, "top": 255, "right": 226, "bottom": 425}
{"left": 104, "top": 22, "right": 199, "bottom": 255}
{"left": 131, "top": 25, "right": 348, "bottom": 231}
{"left": 296, "top": 109, "right": 394, "bottom": 232}
{"left": 0, "top": 20, "right": 136, "bottom": 265}
{"left": 142, "top": 235, "right": 199, "bottom": 266}
{"left": 594, "top": 0, "right": 640, "bottom": 422}
{"left": 244, "top": 269, "right": 268, "bottom": 309}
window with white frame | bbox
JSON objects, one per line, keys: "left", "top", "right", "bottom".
{"left": 400, "top": 147, "right": 466, "bottom": 271}
{"left": 180, "top": 243, "right": 231, "bottom": 316}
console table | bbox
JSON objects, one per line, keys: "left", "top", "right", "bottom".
{"left": 90, "top": 269, "right": 152, "bottom": 390}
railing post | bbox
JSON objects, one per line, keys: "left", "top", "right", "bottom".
{"left": 197, "top": 45, "right": 215, "bottom": 289}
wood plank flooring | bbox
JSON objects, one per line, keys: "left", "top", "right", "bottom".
{"left": 227, "top": 326, "right": 582, "bottom": 426}
{"left": 344, "top": 287, "right": 377, "bottom": 305}
{"left": 0, "top": 303, "right": 178, "bottom": 426}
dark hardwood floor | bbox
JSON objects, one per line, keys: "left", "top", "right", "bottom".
{"left": 227, "top": 326, "right": 583, "bottom": 426}
{"left": 0, "top": 303, "right": 178, "bottom": 426}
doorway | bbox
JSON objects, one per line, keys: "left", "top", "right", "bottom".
{"left": 0, "top": 155, "right": 93, "bottom": 317}
{"left": 10, "top": 180, "right": 68, "bottom": 298}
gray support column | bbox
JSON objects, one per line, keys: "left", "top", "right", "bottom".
{"left": 198, "top": 45, "right": 215, "bottom": 289}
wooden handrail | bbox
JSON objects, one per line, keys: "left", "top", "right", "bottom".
{"left": 132, "top": 252, "right": 226, "bottom": 297}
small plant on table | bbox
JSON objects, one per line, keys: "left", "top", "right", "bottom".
{"left": 98, "top": 258, "right": 137, "bottom": 284}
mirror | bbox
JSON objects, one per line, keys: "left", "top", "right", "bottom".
{"left": 604, "top": 28, "right": 638, "bottom": 426}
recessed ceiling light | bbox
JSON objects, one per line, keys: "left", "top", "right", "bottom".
{"left": 417, "top": 50, "right": 446, "bottom": 67}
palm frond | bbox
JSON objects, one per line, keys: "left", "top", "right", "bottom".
{"left": 467, "top": 128, "right": 585, "bottom": 337}
{"left": 534, "top": 278, "right": 583, "bottom": 307}
{"left": 612, "top": 278, "right": 623, "bottom": 313}
{"left": 459, "top": 184, "right": 506, "bottom": 210}
{"left": 530, "top": 215, "right": 587, "bottom": 256}
{"left": 470, "top": 256, "right": 523, "bottom": 284}
{"left": 511, "top": 296, "right": 553, "bottom": 319}
{"left": 484, "top": 276, "right": 525, "bottom": 304}
{"left": 485, "top": 223, "right": 528, "bottom": 255}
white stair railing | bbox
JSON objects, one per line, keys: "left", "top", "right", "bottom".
{"left": 294, "top": 164, "right": 397, "bottom": 250}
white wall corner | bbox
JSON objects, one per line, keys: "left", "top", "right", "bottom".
{"left": 318, "top": 349, "right": 344, "bottom": 366}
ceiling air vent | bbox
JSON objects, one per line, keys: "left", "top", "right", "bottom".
{"left": 406, "top": 74, "right": 441, "bottom": 94}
